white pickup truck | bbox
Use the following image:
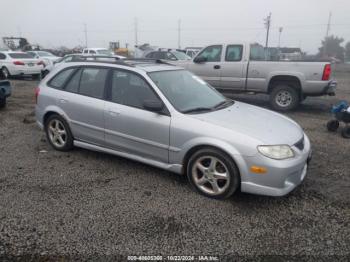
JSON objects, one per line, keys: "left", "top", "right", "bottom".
{"left": 173, "top": 43, "right": 337, "bottom": 111}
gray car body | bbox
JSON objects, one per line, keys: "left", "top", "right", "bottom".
{"left": 173, "top": 42, "right": 336, "bottom": 96}
{"left": 36, "top": 61, "right": 311, "bottom": 196}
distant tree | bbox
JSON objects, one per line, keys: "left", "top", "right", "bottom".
{"left": 318, "top": 35, "right": 345, "bottom": 61}
{"left": 345, "top": 42, "right": 350, "bottom": 61}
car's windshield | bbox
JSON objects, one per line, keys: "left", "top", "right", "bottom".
{"left": 172, "top": 51, "right": 191, "bottom": 60}
{"left": 97, "top": 49, "right": 113, "bottom": 56}
{"left": 38, "top": 51, "right": 54, "bottom": 57}
{"left": 149, "top": 70, "right": 229, "bottom": 113}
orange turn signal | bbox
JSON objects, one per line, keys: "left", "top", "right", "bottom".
{"left": 250, "top": 166, "right": 267, "bottom": 174}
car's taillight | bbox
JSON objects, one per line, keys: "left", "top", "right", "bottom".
{"left": 35, "top": 87, "right": 40, "bottom": 104}
{"left": 37, "top": 61, "right": 46, "bottom": 66}
{"left": 13, "top": 61, "right": 25, "bottom": 66}
{"left": 322, "top": 64, "right": 331, "bottom": 81}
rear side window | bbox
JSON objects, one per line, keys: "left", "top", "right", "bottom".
{"left": 0, "top": 53, "right": 6, "bottom": 60}
{"left": 49, "top": 68, "right": 75, "bottom": 89}
{"left": 9, "top": 53, "right": 32, "bottom": 59}
{"left": 65, "top": 69, "right": 81, "bottom": 93}
{"left": 79, "top": 68, "right": 108, "bottom": 99}
{"left": 225, "top": 45, "right": 243, "bottom": 61}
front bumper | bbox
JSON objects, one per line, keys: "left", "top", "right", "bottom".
{"left": 240, "top": 135, "right": 312, "bottom": 196}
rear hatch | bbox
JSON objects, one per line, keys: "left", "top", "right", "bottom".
{"left": 9, "top": 53, "right": 40, "bottom": 67}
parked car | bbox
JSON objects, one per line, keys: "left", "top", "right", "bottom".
{"left": 82, "top": 48, "right": 125, "bottom": 58}
{"left": 35, "top": 59, "right": 312, "bottom": 199}
{"left": 171, "top": 42, "right": 337, "bottom": 111}
{"left": 27, "top": 50, "right": 60, "bottom": 77}
{"left": 144, "top": 50, "right": 191, "bottom": 61}
{"left": 185, "top": 47, "right": 202, "bottom": 58}
{"left": 0, "top": 79, "right": 11, "bottom": 108}
{"left": 41, "top": 54, "right": 83, "bottom": 76}
{"left": 0, "top": 51, "right": 43, "bottom": 79}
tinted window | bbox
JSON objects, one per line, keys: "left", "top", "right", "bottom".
{"left": 225, "top": 45, "right": 243, "bottom": 61}
{"left": 49, "top": 68, "right": 75, "bottom": 89}
{"left": 65, "top": 69, "right": 81, "bottom": 93}
{"left": 250, "top": 44, "right": 266, "bottom": 61}
{"left": 0, "top": 53, "right": 6, "bottom": 60}
{"left": 196, "top": 45, "right": 222, "bottom": 62}
{"left": 165, "top": 52, "right": 177, "bottom": 60}
{"left": 79, "top": 68, "right": 108, "bottom": 99}
{"left": 145, "top": 52, "right": 153, "bottom": 58}
{"left": 83, "top": 50, "right": 88, "bottom": 54}
{"left": 110, "top": 70, "right": 159, "bottom": 109}
{"left": 9, "top": 53, "right": 33, "bottom": 59}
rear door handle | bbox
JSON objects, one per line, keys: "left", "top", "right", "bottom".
{"left": 214, "top": 65, "right": 221, "bottom": 69}
{"left": 108, "top": 108, "right": 121, "bottom": 116}
{"left": 59, "top": 98, "right": 68, "bottom": 104}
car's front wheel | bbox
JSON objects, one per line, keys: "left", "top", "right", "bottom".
{"left": 45, "top": 114, "right": 74, "bottom": 151}
{"left": 187, "top": 148, "right": 240, "bottom": 199}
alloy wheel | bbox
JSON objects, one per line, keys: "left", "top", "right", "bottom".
{"left": 48, "top": 119, "right": 67, "bottom": 148}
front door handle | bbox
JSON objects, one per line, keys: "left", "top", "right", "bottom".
{"left": 214, "top": 65, "right": 221, "bottom": 69}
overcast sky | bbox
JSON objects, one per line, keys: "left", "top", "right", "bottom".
{"left": 0, "top": 0, "right": 349, "bottom": 53}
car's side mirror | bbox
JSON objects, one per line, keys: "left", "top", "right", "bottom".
{"left": 143, "top": 100, "right": 164, "bottom": 113}
{"left": 194, "top": 56, "right": 207, "bottom": 63}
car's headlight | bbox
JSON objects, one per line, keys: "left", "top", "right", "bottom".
{"left": 257, "top": 145, "right": 294, "bottom": 160}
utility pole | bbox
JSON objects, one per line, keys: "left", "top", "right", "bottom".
{"left": 84, "top": 23, "right": 88, "bottom": 48}
{"left": 324, "top": 11, "right": 332, "bottom": 57}
{"left": 264, "top": 13, "right": 272, "bottom": 60}
{"left": 134, "top": 17, "right": 138, "bottom": 47}
{"left": 178, "top": 19, "right": 181, "bottom": 49}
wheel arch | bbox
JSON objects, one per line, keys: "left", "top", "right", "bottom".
{"left": 267, "top": 75, "right": 302, "bottom": 95}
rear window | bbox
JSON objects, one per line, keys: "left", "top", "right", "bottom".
{"left": 9, "top": 53, "right": 33, "bottom": 59}
{"left": 49, "top": 68, "right": 75, "bottom": 89}
{"left": 79, "top": 68, "right": 108, "bottom": 99}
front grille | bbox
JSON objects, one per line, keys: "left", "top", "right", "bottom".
{"left": 294, "top": 137, "right": 304, "bottom": 151}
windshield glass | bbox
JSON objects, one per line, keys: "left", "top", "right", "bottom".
{"left": 9, "top": 53, "right": 33, "bottom": 59}
{"left": 38, "top": 51, "right": 54, "bottom": 57}
{"left": 97, "top": 49, "right": 113, "bottom": 56}
{"left": 149, "top": 70, "right": 227, "bottom": 113}
{"left": 172, "top": 51, "right": 191, "bottom": 60}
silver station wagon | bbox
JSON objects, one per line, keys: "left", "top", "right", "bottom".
{"left": 35, "top": 58, "right": 312, "bottom": 199}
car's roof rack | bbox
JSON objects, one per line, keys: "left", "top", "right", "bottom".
{"left": 67, "top": 56, "right": 174, "bottom": 67}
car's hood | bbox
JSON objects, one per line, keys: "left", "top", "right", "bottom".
{"left": 190, "top": 102, "right": 304, "bottom": 145}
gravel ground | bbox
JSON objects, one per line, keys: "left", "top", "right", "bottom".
{"left": 0, "top": 66, "right": 349, "bottom": 261}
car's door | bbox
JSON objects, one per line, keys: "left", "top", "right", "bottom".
{"left": 104, "top": 69, "right": 170, "bottom": 163}
{"left": 186, "top": 45, "right": 223, "bottom": 87}
{"left": 219, "top": 44, "right": 247, "bottom": 90}
{"left": 51, "top": 66, "right": 107, "bottom": 146}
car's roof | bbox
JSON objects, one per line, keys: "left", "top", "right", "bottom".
{"left": 63, "top": 61, "right": 183, "bottom": 73}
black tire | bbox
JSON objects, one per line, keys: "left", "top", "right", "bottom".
{"left": 187, "top": 148, "right": 240, "bottom": 199}
{"left": 269, "top": 83, "right": 300, "bottom": 111}
{"left": 327, "top": 120, "right": 340, "bottom": 132}
{"left": 41, "top": 70, "right": 49, "bottom": 78}
{"left": 0, "top": 91, "right": 6, "bottom": 109}
{"left": 1, "top": 67, "right": 10, "bottom": 79}
{"left": 32, "top": 74, "right": 41, "bottom": 80}
{"left": 45, "top": 114, "right": 74, "bottom": 151}
{"left": 341, "top": 126, "right": 350, "bottom": 139}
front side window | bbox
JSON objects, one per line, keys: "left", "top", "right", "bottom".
{"left": 149, "top": 70, "right": 227, "bottom": 113}
{"left": 49, "top": 68, "right": 76, "bottom": 89}
{"left": 79, "top": 68, "right": 108, "bottom": 99}
{"left": 225, "top": 45, "right": 243, "bottom": 61}
{"left": 110, "top": 70, "right": 159, "bottom": 110}
{"left": 196, "top": 45, "right": 222, "bottom": 62}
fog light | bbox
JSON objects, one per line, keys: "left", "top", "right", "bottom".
{"left": 250, "top": 166, "right": 267, "bottom": 174}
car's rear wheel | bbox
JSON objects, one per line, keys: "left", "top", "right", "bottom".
{"left": 270, "top": 83, "right": 300, "bottom": 111}
{"left": 45, "top": 114, "right": 73, "bottom": 151}
{"left": 1, "top": 67, "right": 10, "bottom": 79}
{"left": 0, "top": 91, "right": 6, "bottom": 108}
{"left": 187, "top": 148, "right": 240, "bottom": 199}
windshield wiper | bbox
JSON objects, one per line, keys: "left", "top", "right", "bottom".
{"left": 182, "top": 107, "right": 213, "bottom": 114}
{"left": 213, "top": 99, "right": 235, "bottom": 110}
